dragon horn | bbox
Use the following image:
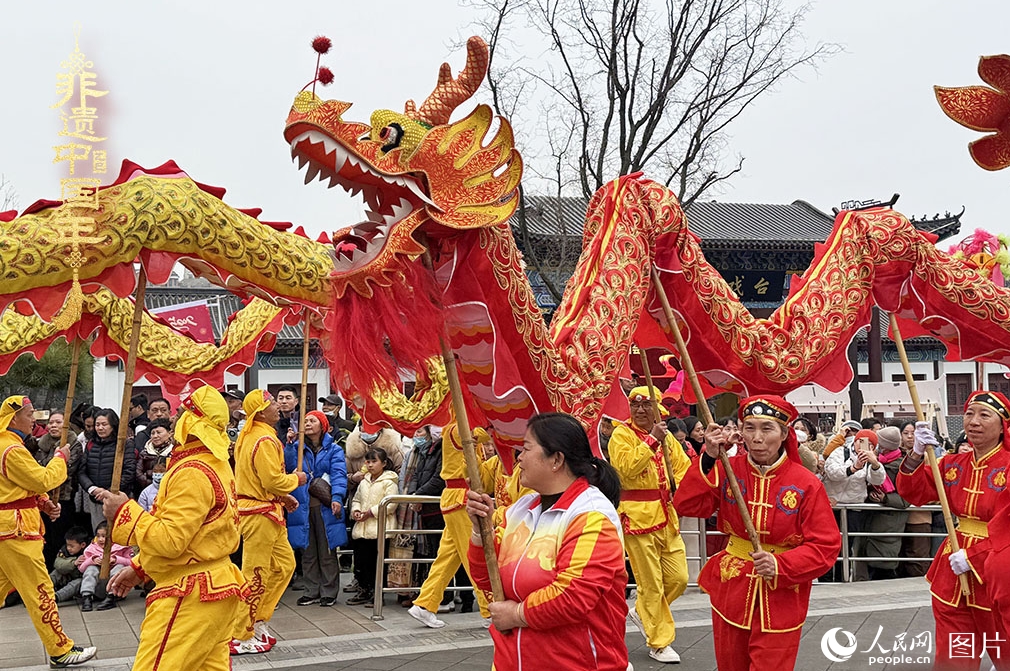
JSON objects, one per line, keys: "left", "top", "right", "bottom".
{"left": 414, "top": 36, "right": 488, "bottom": 127}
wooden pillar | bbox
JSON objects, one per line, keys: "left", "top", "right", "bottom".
{"left": 868, "top": 307, "right": 883, "bottom": 382}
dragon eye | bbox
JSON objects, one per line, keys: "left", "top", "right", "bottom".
{"left": 378, "top": 123, "right": 404, "bottom": 152}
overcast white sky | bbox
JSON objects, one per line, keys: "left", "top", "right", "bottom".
{"left": 2, "top": 0, "right": 1009, "bottom": 246}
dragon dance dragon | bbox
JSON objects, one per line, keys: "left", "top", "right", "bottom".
{"left": 2, "top": 37, "right": 1010, "bottom": 461}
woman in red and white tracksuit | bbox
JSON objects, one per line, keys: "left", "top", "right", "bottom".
{"left": 466, "top": 413, "right": 628, "bottom": 671}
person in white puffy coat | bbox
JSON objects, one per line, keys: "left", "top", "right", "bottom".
{"left": 347, "top": 447, "right": 400, "bottom": 606}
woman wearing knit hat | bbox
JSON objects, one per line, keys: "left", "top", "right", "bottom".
{"left": 100, "top": 385, "right": 248, "bottom": 671}
{"left": 0, "top": 395, "right": 95, "bottom": 667}
{"left": 284, "top": 410, "right": 348, "bottom": 608}
{"left": 896, "top": 391, "right": 1010, "bottom": 669}
{"left": 860, "top": 426, "right": 910, "bottom": 580}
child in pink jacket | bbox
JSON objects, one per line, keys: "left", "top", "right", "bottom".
{"left": 78, "top": 521, "right": 132, "bottom": 612}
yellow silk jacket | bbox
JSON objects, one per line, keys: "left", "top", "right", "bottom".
{"left": 112, "top": 441, "right": 246, "bottom": 603}
{"left": 0, "top": 430, "right": 65, "bottom": 541}
{"left": 234, "top": 421, "right": 299, "bottom": 526}
{"left": 609, "top": 422, "right": 691, "bottom": 535}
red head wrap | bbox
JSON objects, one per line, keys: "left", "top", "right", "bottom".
{"left": 738, "top": 395, "right": 801, "bottom": 464}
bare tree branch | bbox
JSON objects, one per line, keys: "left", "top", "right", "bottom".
{"left": 0, "top": 174, "right": 18, "bottom": 212}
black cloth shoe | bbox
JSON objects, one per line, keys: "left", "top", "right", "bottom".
{"left": 319, "top": 596, "right": 336, "bottom": 607}
{"left": 96, "top": 596, "right": 117, "bottom": 611}
{"left": 346, "top": 590, "right": 373, "bottom": 606}
{"left": 296, "top": 595, "right": 319, "bottom": 606}
{"left": 80, "top": 595, "right": 93, "bottom": 612}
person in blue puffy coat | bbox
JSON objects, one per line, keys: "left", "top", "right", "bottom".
{"left": 284, "top": 411, "right": 348, "bottom": 607}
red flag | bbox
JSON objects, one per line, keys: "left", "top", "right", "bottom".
{"left": 151, "top": 300, "right": 215, "bottom": 343}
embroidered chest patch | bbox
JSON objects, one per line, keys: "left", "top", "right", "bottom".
{"left": 722, "top": 477, "right": 747, "bottom": 505}
{"left": 776, "top": 485, "right": 804, "bottom": 515}
{"left": 988, "top": 467, "right": 1007, "bottom": 492}
{"left": 943, "top": 463, "right": 962, "bottom": 488}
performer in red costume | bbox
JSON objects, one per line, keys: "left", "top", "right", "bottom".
{"left": 466, "top": 413, "right": 629, "bottom": 671}
{"left": 673, "top": 396, "right": 839, "bottom": 671}
{"left": 897, "top": 391, "right": 1010, "bottom": 670}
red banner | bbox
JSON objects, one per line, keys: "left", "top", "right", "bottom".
{"left": 151, "top": 300, "right": 215, "bottom": 343}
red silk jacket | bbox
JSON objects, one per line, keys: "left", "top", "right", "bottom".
{"left": 674, "top": 452, "right": 839, "bottom": 632}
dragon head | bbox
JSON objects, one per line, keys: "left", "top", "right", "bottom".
{"left": 283, "top": 36, "right": 523, "bottom": 299}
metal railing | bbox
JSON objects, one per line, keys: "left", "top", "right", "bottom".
{"left": 367, "top": 495, "right": 948, "bottom": 619}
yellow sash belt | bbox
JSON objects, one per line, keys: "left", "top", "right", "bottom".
{"left": 725, "top": 534, "right": 790, "bottom": 559}
{"left": 956, "top": 517, "right": 989, "bottom": 539}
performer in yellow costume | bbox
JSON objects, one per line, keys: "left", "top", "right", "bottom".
{"left": 0, "top": 395, "right": 96, "bottom": 668}
{"left": 229, "top": 390, "right": 306, "bottom": 655}
{"left": 409, "top": 424, "right": 493, "bottom": 627}
{"left": 100, "top": 386, "right": 248, "bottom": 671}
{"left": 609, "top": 387, "right": 691, "bottom": 664}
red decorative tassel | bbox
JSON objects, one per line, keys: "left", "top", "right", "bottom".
{"left": 317, "top": 67, "right": 334, "bottom": 86}
{"left": 324, "top": 259, "right": 445, "bottom": 396}
{"left": 312, "top": 36, "right": 332, "bottom": 54}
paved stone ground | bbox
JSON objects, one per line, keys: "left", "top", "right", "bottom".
{"left": 0, "top": 576, "right": 985, "bottom": 671}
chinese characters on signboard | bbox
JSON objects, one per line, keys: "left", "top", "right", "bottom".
{"left": 720, "top": 270, "right": 786, "bottom": 302}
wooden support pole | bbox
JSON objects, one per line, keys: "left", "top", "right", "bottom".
{"left": 890, "top": 313, "right": 969, "bottom": 597}
{"left": 101, "top": 266, "right": 147, "bottom": 580}
{"left": 296, "top": 312, "right": 311, "bottom": 473}
{"left": 420, "top": 249, "right": 506, "bottom": 608}
{"left": 49, "top": 338, "right": 83, "bottom": 501}
{"left": 650, "top": 268, "right": 763, "bottom": 552}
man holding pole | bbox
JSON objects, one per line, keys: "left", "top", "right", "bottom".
{"left": 0, "top": 395, "right": 96, "bottom": 668}
{"left": 229, "top": 390, "right": 306, "bottom": 655}
{"left": 608, "top": 386, "right": 690, "bottom": 664}
{"left": 99, "top": 386, "right": 249, "bottom": 671}
{"left": 896, "top": 392, "right": 1010, "bottom": 670}
{"left": 674, "top": 396, "right": 839, "bottom": 671}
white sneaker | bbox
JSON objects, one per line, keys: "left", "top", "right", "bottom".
{"left": 229, "top": 638, "right": 270, "bottom": 655}
{"left": 649, "top": 645, "right": 681, "bottom": 664}
{"left": 49, "top": 645, "right": 97, "bottom": 668}
{"left": 253, "top": 621, "right": 276, "bottom": 646}
{"left": 627, "top": 606, "right": 646, "bottom": 638}
{"left": 437, "top": 601, "right": 455, "bottom": 613}
{"left": 408, "top": 604, "right": 446, "bottom": 629}
{"left": 482, "top": 617, "right": 492, "bottom": 628}
{"left": 627, "top": 664, "right": 635, "bottom": 671}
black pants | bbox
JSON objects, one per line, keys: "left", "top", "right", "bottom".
{"left": 352, "top": 537, "right": 379, "bottom": 592}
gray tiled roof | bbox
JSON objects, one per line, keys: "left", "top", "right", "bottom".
{"left": 514, "top": 195, "right": 963, "bottom": 245}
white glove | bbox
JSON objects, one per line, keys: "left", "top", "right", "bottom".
{"left": 948, "top": 549, "right": 970, "bottom": 576}
{"left": 912, "top": 421, "right": 938, "bottom": 456}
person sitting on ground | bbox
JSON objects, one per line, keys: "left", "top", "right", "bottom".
{"left": 49, "top": 526, "right": 90, "bottom": 604}
{"left": 137, "top": 459, "right": 167, "bottom": 512}
{"left": 78, "top": 521, "right": 131, "bottom": 612}
{"left": 348, "top": 447, "right": 400, "bottom": 606}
